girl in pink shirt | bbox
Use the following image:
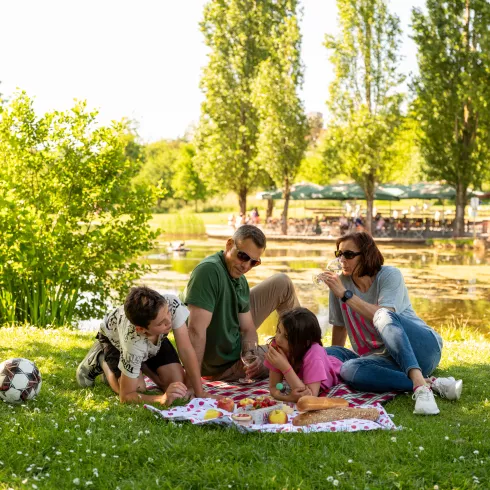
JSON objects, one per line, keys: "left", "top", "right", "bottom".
{"left": 265, "top": 307, "right": 343, "bottom": 403}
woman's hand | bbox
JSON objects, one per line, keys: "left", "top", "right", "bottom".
{"left": 318, "top": 271, "right": 346, "bottom": 299}
{"left": 265, "top": 344, "right": 291, "bottom": 373}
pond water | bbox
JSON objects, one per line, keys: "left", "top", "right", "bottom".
{"left": 139, "top": 238, "right": 490, "bottom": 340}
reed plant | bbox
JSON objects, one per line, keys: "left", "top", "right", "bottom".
{"left": 153, "top": 213, "right": 206, "bottom": 239}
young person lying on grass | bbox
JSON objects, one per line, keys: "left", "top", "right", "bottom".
{"left": 76, "top": 286, "right": 214, "bottom": 405}
{"left": 319, "top": 232, "right": 463, "bottom": 415}
{"left": 265, "top": 307, "right": 343, "bottom": 402}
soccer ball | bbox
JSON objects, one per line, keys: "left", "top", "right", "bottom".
{"left": 0, "top": 358, "right": 42, "bottom": 404}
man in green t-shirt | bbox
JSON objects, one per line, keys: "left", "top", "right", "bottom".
{"left": 183, "top": 225, "right": 300, "bottom": 381}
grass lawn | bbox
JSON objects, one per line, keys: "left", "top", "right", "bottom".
{"left": 1, "top": 327, "right": 489, "bottom": 490}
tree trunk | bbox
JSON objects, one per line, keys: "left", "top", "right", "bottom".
{"left": 195, "top": 200, "right": 198, "bottom": 213}
{"left": 454, "top": 182, "right": 467, "bottom": 237}
{"left": 364, "top": 176, "right": 375, "bottom": 235}
{"left": 281, "top": 179, "right": 291, "bottom": 235}
{"left": 238, "top": 188, "right": 247, "bottom": 215}
{"left": 266, "top": 199, "right": 274, "bottom": 220}
{"left": 365, "top": 196, "right": 374, "bottom": 235}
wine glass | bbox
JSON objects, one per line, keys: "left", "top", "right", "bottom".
{"left": 238, "top": 340, "right": 258, "bottom": 384}
{"left": 312, "top": 258, "right": 343, "bottom": 289}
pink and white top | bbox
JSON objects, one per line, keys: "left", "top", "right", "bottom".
{"left": 264, "top": 343, "right": 343, "bottom": 392}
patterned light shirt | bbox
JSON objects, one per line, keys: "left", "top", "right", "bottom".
{"left": 100, "top": 294, "right": 189, "bottom": 378}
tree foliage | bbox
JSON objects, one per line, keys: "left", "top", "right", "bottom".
{"left": 196, "top": 0, "right": 306, "bottom": 214}
{"left": 412, "top": 0, "right": 490, "bottom": 235}
{"left": 133, "top": 140, "right": 182, "bottom": 209}
{"left": 253, "top": 0, "right": 308, "bottom": 234}
{"left": 323, "top": 0, "right": 405, "bottom": 233}
{"left": 195, "top": 0, "right": 269, "bottom": 213}
{"left": 0, "top": 93, "right": 156, "bottom": 326}
{"left": 172, "top": 143, "right": 209, "bottom": 210}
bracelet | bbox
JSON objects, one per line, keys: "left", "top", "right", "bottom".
{"left": 282, "top": 366, "right": 292, "bottom": 376}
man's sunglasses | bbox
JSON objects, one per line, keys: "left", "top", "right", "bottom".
{"left": 236, "top": 249, "right": 261, "bottom": 267}
{"left": 335, "top": 250, "right": 362, "bottom": 260}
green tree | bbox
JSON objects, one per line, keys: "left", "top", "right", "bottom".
{"left": 412, "top": 0, "right": 490, "bottom": 236}
{"left": 306, "top": 112, "right": 324, "bottom": 146}
{"left": 172, "top": 143, "right": 209, "bottom": 211}
{"left": 387, "top": 115, "right": 424, "bottom": 185}
{"left": 324, "top": 0, "right": 405, "bottom": 233}
{"left": 253, "top": 1, "right": 308, "bottom": 234}
{"left": 195, "top": 0, "right": 284, "bottom": 214}
{"left": 0, "top": 93, "right": 156, "bottom": 326}
{"left": 134, "top": 140, "right": 181, "bottom": 209}
{"left": 297, "top": 148, "right": 329, "bottom": 185}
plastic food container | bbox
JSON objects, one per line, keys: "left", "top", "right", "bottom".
{"left": 231, "top": 413, "right": 252, "bottom": 426}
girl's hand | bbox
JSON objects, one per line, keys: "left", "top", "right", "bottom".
{"left": 318, "top": 271, "right": 346, "bottom": 299}
{"left": 265, "top": 344, "right": 291, "bottom": 373}
{"left": 292, "top": 386, "right": 312, "bottom": 399}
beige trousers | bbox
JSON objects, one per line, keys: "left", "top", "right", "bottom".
{"left": 209, "top": 273, "right": 300, "bottom": 381}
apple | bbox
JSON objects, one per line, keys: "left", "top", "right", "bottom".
{"left": 268, "top": 409, "right": 288, "bottom": 425}
{"left": 238, "top": 398, "right": 254, "bottom": 408}
{"left": 217, "top": 397, "right": 235, "bottom": 413}
{"left": 204, "top": 409, "right": 223, "bottom": 420}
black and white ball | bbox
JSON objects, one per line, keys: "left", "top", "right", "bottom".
{"left": 0, "top": 358, "right": 42, "bottom": 404}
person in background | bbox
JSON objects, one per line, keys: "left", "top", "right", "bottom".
{"left": 251, "top": 207, "right": 260, "bottom": 225}
{"left": 318, "top": 232, "right": 463, "bottom": 415}
{"left": 314, "top": 216, "right": 322, "bottom": 235}
{"left": 236, "top": 212, "right": 244, "bottom": 228}
{"left": 354, "top": 217, "right": 365, "bottom": 233}
{"left": 227, "top": 213, "right": 236, "bottom": 231}
{"left": 339, "top": 215, "right": 349, "bottom": 235}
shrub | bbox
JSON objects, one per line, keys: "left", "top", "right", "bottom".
{"left": 0, "top": 93, "right": 157, "bottom": 326}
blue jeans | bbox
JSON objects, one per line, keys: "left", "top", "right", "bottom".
{"left": 326, "top": 309, "right": 443, "bottom": 392}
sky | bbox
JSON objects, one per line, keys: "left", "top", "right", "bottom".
{"left": 1, "top": 0, "right": 426, "bottom": 142}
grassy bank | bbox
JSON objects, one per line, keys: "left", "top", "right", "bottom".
{"left": 1, "top": 327, "right": 489, "bottom": 490}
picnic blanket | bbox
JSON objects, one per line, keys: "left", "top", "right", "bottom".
{"left": 144, "top": 378, "right": 399, "bottom": 433}
{"left": 144, "top": 377, "right": 398, "bottom": 407}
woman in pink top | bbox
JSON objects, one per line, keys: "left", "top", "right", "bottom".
{"left": 264, "top": 307, "right": 343, "bottom": 402}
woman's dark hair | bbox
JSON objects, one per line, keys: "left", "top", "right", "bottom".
{"left": 336, "top": 232, "right": 384, "bottom": 277}
{"left": 277, "top": 307, "right": 322, "bottom": 371}
{"left": 124, "top": 286, "right": 167, "bottom": 329}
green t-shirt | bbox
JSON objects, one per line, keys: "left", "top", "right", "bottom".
{"left": 182, "top": 251, "right": 250, "bottom": 376}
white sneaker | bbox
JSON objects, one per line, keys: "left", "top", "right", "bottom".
{"left": 430, "top": 377, "right": 463, "bottom": 401}
{"left": 412, "top": 385, "right": 440, "bottom": 415}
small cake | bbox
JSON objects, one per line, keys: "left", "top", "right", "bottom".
{"left": 231, "top": 413, "right": 252, "bottom": 426}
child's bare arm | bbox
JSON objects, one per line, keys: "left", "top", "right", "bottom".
{"left": 269, "top": 370, "right": 297, "bottom": 402}
{"left": 304, "top": 381, "right": 321, "bottom": 397}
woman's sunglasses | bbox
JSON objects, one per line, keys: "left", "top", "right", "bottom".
{"left": 335, "top": 250, "right": 362, "bottom": 260}
{"left": 236, "top": 249, "right": 262, "bottom": 267}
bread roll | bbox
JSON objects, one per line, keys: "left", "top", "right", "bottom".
{"left": 292, "top": 407, "right": 380, "bottom": 426}
{"left": 296, "top": 396, "right": 349, "bottom": 412}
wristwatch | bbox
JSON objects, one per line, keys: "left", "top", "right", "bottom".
{"left": 341, "top": 290, "right": 354, "bottom": 303}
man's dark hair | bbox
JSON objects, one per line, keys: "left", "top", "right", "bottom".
{"left": 278, "top": 307, "right": 322, "bottom": 372}
{"left": 232, "top": 224, "right": 267, "bottom": 249}
{"left": 124, "top": 286, "right": 167, "bottom": 329}
{"left": 336, "top": 232, "right": 384, "bottom": 278}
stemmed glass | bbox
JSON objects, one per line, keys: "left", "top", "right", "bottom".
{"left": 238, "top": 340, "right": 258, "bottom": 384}
{"left": 312, "top": 258, "right": 343, "bottom": 289}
